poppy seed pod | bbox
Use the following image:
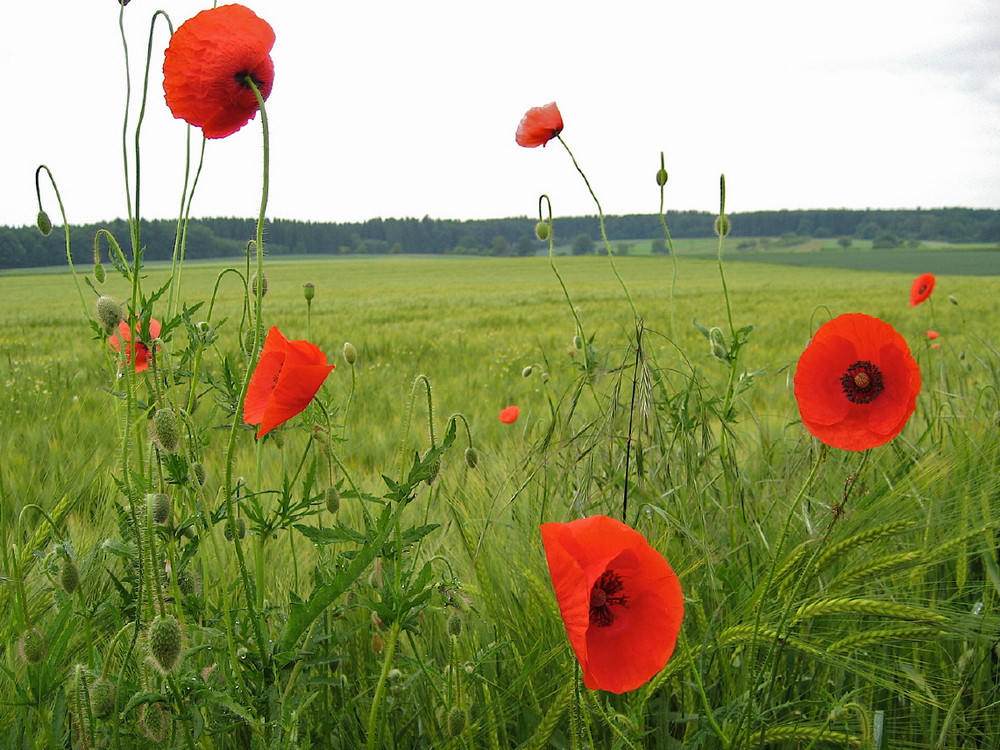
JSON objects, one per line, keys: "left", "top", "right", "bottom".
{"left": 152, "top": 408, "right": 181, "bottom": 453}
{"left": 148, "top": 493, "right": 171, "bottom": 525}
{"left": 95, "top": 296, "right": 122, "bottom": 330}
{"left": 535, "top": 221, "right": 550, "bottom": 241}
{"left": 18, "top": 627, "right": 45, "bottom": 664}
{"left": 37, "top": 210, "right": 52, "bottom": 236}
{"left": 147, "top": 614, "right": 184, "bottom": 675}
{"left": 656, "top": 168, "right": 669, "bottom": 187}
{"left": 303, "top": 282, "right": 315, "bottom": 302}
{"left": 343, "top": 341, "right": 357, "bottom": 365}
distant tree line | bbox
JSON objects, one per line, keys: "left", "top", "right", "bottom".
{"left": 1, "top": 208, "right": 998, "bottom": 269}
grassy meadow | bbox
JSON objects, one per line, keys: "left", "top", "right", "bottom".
{"left": 2, "top": 252, "right": 1000, "bottom": 748}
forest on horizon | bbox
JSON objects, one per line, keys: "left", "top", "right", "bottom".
{"left": 1, "top": 207, "right": 998, "bottom": 269}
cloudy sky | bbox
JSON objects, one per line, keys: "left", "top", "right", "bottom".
{"left": 3, "top": 0, "right": 998, "bottom": 229}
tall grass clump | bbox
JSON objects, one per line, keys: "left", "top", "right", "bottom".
{"left": 2, "top": 7, "right": 1000, "bottom": 750}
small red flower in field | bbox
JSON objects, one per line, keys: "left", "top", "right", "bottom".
{"left": 515, "top": 102, "right": 563, "bottom": 148}
{"left": 243, "top": 327, "right": 334, "bottom": 438}
{"left": 109, "top": 317, "right": 161, "bottom": 372}
{"left": 540, "top": 515, "right": 683, "bottom": 693}
{"left": 163, "top": 4, "right": 275, "bottom": 139}
{"left": 909, "top": 273, "right": 936, "bottom": 307}
{"left": 931, "top": 343, "right": 941, "bottom": 349}
{"left": 499, "top": 405, "right": 519, "bottom": 423}
{"left": 925, "top": 330, "right": 939, "bottom": 340}
{"left": 794, "top": 313, "right": 921, "bottom": 451}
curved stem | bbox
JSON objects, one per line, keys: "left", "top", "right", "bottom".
{"left": 366, "top": 621, "right": 402, "bottom": 750}
{"left": 35, "top": 165, "right": 86, "bottom": 312}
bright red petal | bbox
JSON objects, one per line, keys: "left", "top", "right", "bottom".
{"left": 516, "top": 102, "right": 564, "bottom": 148}
{"left": 499, "top": 405, "right": 519, "bottom": 423}
{"left": 909, "top": 273, "right": 935, "bottom": 306}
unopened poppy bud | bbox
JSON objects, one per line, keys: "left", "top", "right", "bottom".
{"left": 89, "top": 676, "right": 116, "bottom": 719}
{"left": 522, "top": 365, "right": 533, "bottom": 378}
{"left": 191, "top": 461, "right": 206, "bottom": 486}
{"left": 714, "top": 215, "right": 731, "bottom": 237}
{"left": 60, "top": 557, "right": 81, "bottom": 595}
{"left": 224, "top": 516, "right": 247, "bottom": 541}
{"left": 535, "top": 221, "right": 550, "bottom": 241}
{"left": 388, "top": 668, "right": 403, "bottom": 683}
{"left": 422, "top": 449, "right": 441, "bottom": 485}
{"left": 94, "top": 262, "right": 107, "bottom": 283}
{"left": 147, "top": 493, "right": 171, "bottom": 525}
{"left": 302, "top": 282, "right": 315, "bottom": 302}
{"left": 446, "top": 612, "right": 463, "bottom": 638}
{"left": 324, "top": 486, "right": 340, "bottom": 514}
{"left": 37, "top": 210, "right": 52, "bottom": 236}
{"left": 343, "top": 341, "right": 357, "bottom": 365}
{"left": 250, "top": 272, "right": 268, "bottom": 298}
{"left": 656, "top": 168, "right": 669, "bottom": 187}
{"left": 95, "top": 296, "right": 122, "bottom": 330}
{"left": 447, "top": 706, "right": 468, "bottom": 737}
{"left": 573, "top": 335, "right": 583, "bottom": 350}
{"left": 18, "top": 627, "right": 45, "bottom": 664}
{"left": 176, "top": 567, "right": 200, "bottom": 596}
{"left": 147, "top": 614, "right": 184, "bottom": 675}
{"left": 464, "top": 447, "right": 479, "bottom": 469}
{"left": 948, "top": 295, "right": 959, "bottom": 306}
{"left": 152, "top": 408, "right": 181, "bottom": 453}
{"left": 709, "top": 328, "right": 728, "bottom": 360}
{"left": 139, "top": 701, "right": 169, "bottom": 744}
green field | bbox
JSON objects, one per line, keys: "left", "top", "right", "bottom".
{"left": 2, "top": 254, "right": 999, "bottom": 748}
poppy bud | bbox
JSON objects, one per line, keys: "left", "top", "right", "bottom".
{"left": 447, "top": 612, "right": 464, "bottom": 638}
{"left": 656, "top": 168, "right": 669, "bottom": 187}
{"left": 535, "top": 221, "right": 550, "bottom": 241}
{"left": 148, "top": 493, "right": 171, "bottom": 525}
{"left": 388, "top": 668, "right": 403, "bottom": 683}
{"left": 94, "top": 262, "right": 106, "bottom": 284}
{"left": 147, "top": 614, "right": 184, "bottom": 675}
{"left": 325, "top": 486, "right": 340, "bottom": 514}
{"left": 224, "top": 516, "right": 247, "bottom": 541}
{"left": 714, "top": 215, "right": 731, "bottom": 237}
{"left": 422, "top": 449, "right": 441, "bottom": 485}
{"left": 948, "top": 295, "right": 959, "bottom": 306}
{"left": 37, "top": 210, "right": 52, "bottom": 236}
{"left": 371, "top": 632, "right": 384, "bottom": 654}
{"left": 446, "top": 706, "right": 467, "bottom": 737}
{"left": 573, "top": 335, "right": 583, "bottom": 350}
{"left": 95, "top": 296, "right": 122, "bottom": 330}
{"left": 522, "top": 365, "right": 533, "bottom": 378}
{"left": 89, "top": 676, "right": 116, "bottom": 719}
{"left": 152, "top": 408, "right": 181, "bottom": 453}
{"left": 343, "top": 341, "right": 357, "bottom": 365}
{"left": 59, "top": 557, "right": 81, "bottom": 595}
{"left": 139, "top": 701, "right": 169, "bottom": 744}
{"left": 250, "top": 272, "right": 268, "bottom": 298}
{"left": 303, "top": 282, "right": 315, "bottom": 302}
{"left": 191, "top": 461, "right": 207, "bottom": 486}
{"left": 176, "top": 567, "right": 200, "bottom": 596}
{"left": 464, "top": 447, "right": 479, "bottom": 469}
{"left": 709, "top": 328, "right": 728, "bottom": 360}
{"left": 18, "top": 627, "right": 45, "bottom": 664}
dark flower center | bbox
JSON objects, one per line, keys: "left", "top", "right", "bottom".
{"left": 589, "top": 570, "right": 628, "bottom": 627}
{"left": 917, "top": 284, "right": 928, "bottom": 295}
{"left": 841, "top": 360, "right": 884, "bottom": 404}
{"left": 236, "top": 71, "right": 266, "bottom": 90}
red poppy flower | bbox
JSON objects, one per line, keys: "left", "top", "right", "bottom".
{"left": 499, "top": 405, "right": 519, "bottom": 423}
{"left": 109, "top": 317, "right": 162, "bottom": 372}
{"left": 243, "top": 327, "right": 334, "bottom": 438}
{"left": 163, "top": 4, "right": 275, "bottom": 139}
{"left": 794, "top": 313, "right": 921, "bottom": 451}
{"left": 540, "top": 515, "right": 683, "bottom": 693}
{"left": 909, "top": 273, "right": 936, "bottom": 307}
{"left": 515, "top": 102, "right": 563, "bottom": 148}
{"left": 925, "top": 330, "right": 939, "bottom": 340}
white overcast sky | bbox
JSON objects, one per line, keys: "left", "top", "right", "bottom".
{"left": 3, "top": 0, "right": 998, "bottom": 228}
